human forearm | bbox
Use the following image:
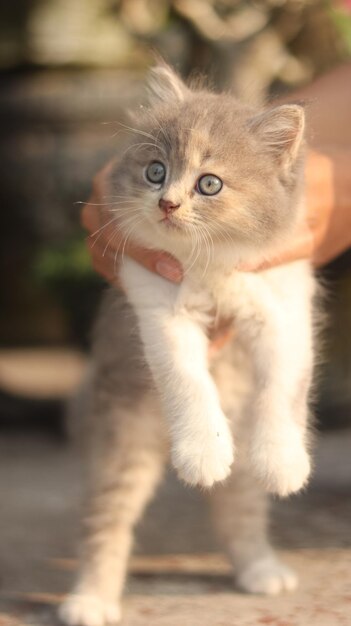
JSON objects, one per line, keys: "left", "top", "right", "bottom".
{"left": 308, "top": 146, "right": 351, "bottom": 265}
{"left": 279, "top": 63, "right": 351, "bottom": 147}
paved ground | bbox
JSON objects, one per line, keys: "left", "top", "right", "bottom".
{"left": 0, "top": 425, "right": 350, "bottom": 626}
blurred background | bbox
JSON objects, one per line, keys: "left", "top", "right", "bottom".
{"left": 0, "top": 2, "right": 351, "bottom": 625}
{"left": 1, "top": 0, "right": 351, "bottom": 433}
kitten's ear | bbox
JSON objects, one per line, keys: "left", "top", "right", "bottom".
{"left": 147, "top": 64, "right": 188, "bottom": 105}
{"left": 248, "top": 104, "right": 305, "bottom": 166}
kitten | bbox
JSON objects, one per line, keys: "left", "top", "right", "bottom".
{"left": 60, "top": 65, "right": 316, "bottom": 626}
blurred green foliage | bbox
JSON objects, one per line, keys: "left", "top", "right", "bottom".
{"left": 34, "top": 238, "right": 103, "bottom": 347}
{"left": 34, "top": 238, "right": 95, "bottom": 283}
{"left": 331, "top": 5, "right": 351, "bottom": 54}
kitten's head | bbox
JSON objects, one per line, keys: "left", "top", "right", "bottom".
{"left": 111, "top": 65, "right": 305, "bottom": 265}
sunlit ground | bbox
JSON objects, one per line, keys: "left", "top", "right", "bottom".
{"left": 0, "top": 350, "right": 350, "bottom": 626}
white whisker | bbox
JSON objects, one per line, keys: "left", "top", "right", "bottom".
{"left": 89, "top": 215, "right": 120, "bottom": 247}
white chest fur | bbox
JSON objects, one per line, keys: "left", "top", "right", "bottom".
{"left": 120, "top": 256, "right": 315, "bottom": 495}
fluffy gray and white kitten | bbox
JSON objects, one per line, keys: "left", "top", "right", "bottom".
{"left": 60, "top": 66, "right": 316, "bottom": 626}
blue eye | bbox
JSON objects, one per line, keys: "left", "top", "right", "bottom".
{"left": 196, "top": 174, "right": 222, "bottom": 196}
{"left": 146, "top": 161, "right": 166, "bottom": 184}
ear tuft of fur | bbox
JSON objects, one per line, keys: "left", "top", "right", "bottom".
{"left": 147, "top": 64, "right": 188, "bottom": 105}
{"left": 248, "top": 104, "right": 305, "bottom": 166}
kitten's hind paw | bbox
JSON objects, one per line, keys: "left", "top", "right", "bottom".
{"left": 236, "top": 556, "right": 298, "bottom": 595}
{"left": 59, "top": 594, "right": 121, "bottom": 626}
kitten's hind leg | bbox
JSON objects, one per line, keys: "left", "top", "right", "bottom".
{"left": 59, "top": 394, "right": 166, "bottom": 626}
{"left": 209, "top": 465, "right": 297, "bottom": 595}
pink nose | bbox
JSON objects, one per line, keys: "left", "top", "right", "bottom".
{"left": 158, "top": 198, "right": 180, "bottom": 215}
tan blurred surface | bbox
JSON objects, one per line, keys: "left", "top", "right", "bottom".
{"left": 0, "top": 349, "right": 86, "bottom": 399}
{"left": 0, "top": 426, "right": 350, "bottom": 625}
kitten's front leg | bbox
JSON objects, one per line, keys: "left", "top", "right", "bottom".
{"left": 120, "top": 259, "right": 234, "bottom": 488}
{"left": 229, "top": 266, "right": 314, "bottom": 496}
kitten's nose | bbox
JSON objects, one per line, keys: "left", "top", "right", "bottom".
{"left": 158, "top": 198, "right": 180, "bottom": 215}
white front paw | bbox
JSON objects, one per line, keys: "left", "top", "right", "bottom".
{"left": 172, "top": 422, "right": 234, "bottom": 488}
{"left": 250, "top": 424, "right": 310, "bottom": 497}
{"left": 236, "top": 555, "right": 298, "bottom": 595}
{"left": 59, "top": 594, "right": 121, "bottom": 626}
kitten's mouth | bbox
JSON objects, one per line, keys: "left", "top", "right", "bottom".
{"left": 159, "top": 216, "right": 183, "bottom": 231}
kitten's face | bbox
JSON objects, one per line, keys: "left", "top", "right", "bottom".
{"left": 111, "top": 66, "right": 305, "bottom": 263}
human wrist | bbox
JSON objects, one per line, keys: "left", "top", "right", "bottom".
{"left": 306, "top": 146, "right": 351, "bottom": 265}
{"left": 306, "top": 146, "right": 351, "bottom": 213}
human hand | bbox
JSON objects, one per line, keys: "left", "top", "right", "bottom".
{"left": 82, "top": 161, "right": 183, "bottom": 287}
{"left": 82, "top": 163, "right": 235, "bottom": 351}
{"left": 83, "top": 148, "right": 350, "bottom": 284}
{"left": 242, "top": 148, "right": 351, "bottom": 271}
{"left": 82, "top": 147, "right": 350, "bottom": 350}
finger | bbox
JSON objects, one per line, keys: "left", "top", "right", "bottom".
{"left": 91, "top": 159, "right": 116, "bottom": 196}
{"left": 81, "top": 200, "right": 102, "bottom": 234}
{"left": 89, "top": 235, "right": 183, "bottom": 285}
{"left": 81, "top": 164, "right": 117, "bottom": 234}
{"left": 127, "top": 244, "right": 183, "bottom": 283}
{"left": 238, "top": 229, "right": 315, "bottom": 271}
{"left": 83, "top": 174, "right": 183, "bottom": 282}
{"left": 88, "top": 228, "right": 183, "bottom": 283}
{"left": 90, "top": 245, "right": 121, "bottom": 287}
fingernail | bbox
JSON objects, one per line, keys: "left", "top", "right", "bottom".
{"left": 155, "top": 259, "right": 183, "bottom": 283}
